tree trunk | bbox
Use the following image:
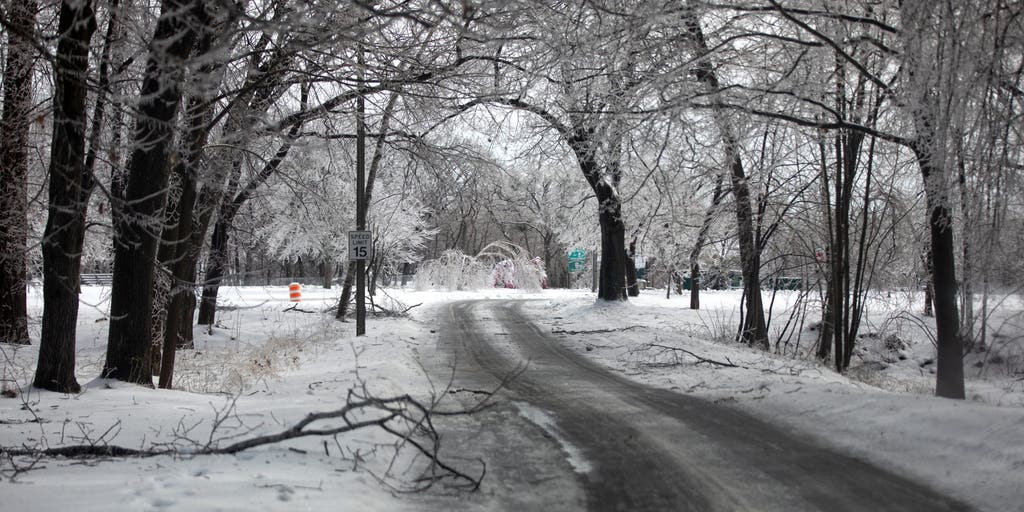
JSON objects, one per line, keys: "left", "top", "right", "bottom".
{"left": 33, "top": 0, "right": 97, "bottom": 392}
{"left": 568, "top": 139, "right": 628, "bottom": 301}
{"left": 400, "top": 262, "right": 411, "bottom": 287}
{"left": 197, "top": 84, "right": 309, "bottom": 326}
{"left": 922, "top": 244, "right": 934, "bottom": 317}
{"left": 684, "top": 13, "right": 767, "bottom": 347}
{"left": 104, "top": 0, "right": 203, "bottom": 385}
{"left": 625, "top": 239, "right": 639, "bottom": 297}
{"left": 730, "top": 148, "right": 768, "bottom": 349}
{"left": 335, "top": 261, "right": 356, "bottom": 320}
{"left": 322, "top": 258, "right": 334, "bottom": 289}
{"left": 0, "top": 0, "right": 36, "bottom": 346}
{"left": 625, "top": 252, "right": 639, "bottom": 297}
{"left": 158, "top": 88, "right": 214, "bottom": 388}
{"left": 595, "top": 186, "right": 628, "bottom": 301}
{"left": 957, "top": 150, "right": 976, "bottom": 350}
{"left": 196, "top": 218, "right": 229, "bottom": 325}
{"left": 688, "top": 172, "right": 726, "bottom": 310}
{"left": 915, "top": 147, "right": 965, "bottom": 399}
{"left": 688, "top": 261, "right": 700, "bottom": 309}
{"left": 817, "top": 286, "right": 834, "bottom": 361}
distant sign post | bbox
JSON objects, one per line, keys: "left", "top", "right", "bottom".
{"left": 349, "top": 231, "right": 372, "bottom": 260}
{"left": 568, "top": 248, "right": 587, "bottom": 273}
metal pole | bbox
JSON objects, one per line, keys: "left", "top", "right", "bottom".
{"left": 356, "top": 46, "right": 366, "bottom": 336}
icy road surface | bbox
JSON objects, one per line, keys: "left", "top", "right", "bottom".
{"left": 432, "top": 300, "right": 970, "bottom": 511}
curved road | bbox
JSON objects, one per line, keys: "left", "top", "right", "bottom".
{"left": 433, "top": 300, "right": 970, "bottom": 511}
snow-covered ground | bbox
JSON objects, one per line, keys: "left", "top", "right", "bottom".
{"left": 2, "top": 284, "right": 1022, "bottom": 511}
{"left": 1, "top": 285, "right": 474, "bottom": 511}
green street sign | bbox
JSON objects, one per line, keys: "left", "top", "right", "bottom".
{"left": 568, "top": 248, "right": 586, "bottom": 273}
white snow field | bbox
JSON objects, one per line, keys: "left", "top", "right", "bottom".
{"left": 1, "top": 284, "right": 1022, "bottom": 511}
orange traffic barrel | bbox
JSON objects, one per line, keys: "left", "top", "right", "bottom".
{"left": 288, "top": 282, "right": 301, "bottom": 302}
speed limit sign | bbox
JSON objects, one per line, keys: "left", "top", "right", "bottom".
{"left": 349, "top": 231, "right": 372, "bottom": 260}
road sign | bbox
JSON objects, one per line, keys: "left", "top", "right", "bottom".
{"left": 349, "top": 231, "right": 372, "bottom": 260}
{"left": 568, "top": 248, "right": 586, "bottom": 272}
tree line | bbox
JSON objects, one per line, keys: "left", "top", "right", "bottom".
{"left": 1, "top": 0, "right": 1021, "bottom": 399}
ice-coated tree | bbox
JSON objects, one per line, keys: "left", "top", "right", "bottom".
{"left": 0, "top": 0, "right": 36, "bottom": 347}
{"left": 104, "top": 0, "right": 210, "bottom": 385}
{"left": 33, "top": 0, "right": 98, "bottom": 392}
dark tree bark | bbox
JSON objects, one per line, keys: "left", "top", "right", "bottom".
{"left": 400, "top": 262, "right": 411, "bottom": 287}
{"left": 158, "top": 152, "right": 201, "bottom": 388}
{"left": 0, "top": 0, "right": 36, "bottom": 346}
{"left": 899, "top": 0, "right": 965, "bottom": 398}
{"left": 322, "top": 259, "right": 334, "bottom": 289}
{"left": 689, "top": 173, "right": 726, "bottom": 310}
{"left": 157, "top": 31, "right": 224, "bottom": 387}
{"left": 585, "top": 156, "right": 628, "bottom": 301}
{"left": 196, "top": 218, "right": 229, "bottom": 325}
{"left": 457, "top": 94, "right": 631, "bottom": 301}
{"left": 561, "top": 118, "right": 628, "bottom": 302}
{"left": 104, "top": 0, "right": 205, "bottom": 385}
{"left": 194, "top": 53, "right": 306, "bottom": 325}
{"left": 915, "top": 147, "right": 965, "bottom": 399}
{"left": 625, "top": 239, "right": 639, "bottom": 297}
{"left": 684, "top": 13, "right": 767, "bottom": 347}
{"left": 921, "top": 242, "right": 934, "bottom": 317}
{"left": 33, "top": 0, "right": 97, "bottom": 392}
{"left": 727, "top": 148, "right": 769, "bottom": 349}
{"left": 196, "top": 87, "right": 308, "bottom": 325}
{"left": 815, "top": 66, "right": 877, "bottom": 372}
{"left": 193, "top": 29, "right": 305, "bottom": 326}
{"left": 956, "top": 146, "right": 976, "bottom": 350}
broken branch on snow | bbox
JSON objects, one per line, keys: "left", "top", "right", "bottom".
{"left": 635, "top": 343, "right": 750, "bottom": 369}
{"left": 552, "top": 325, "right": 645, "bottom": 335}
{"left": 1, "top": 385, "right": 495, "bottom": 491}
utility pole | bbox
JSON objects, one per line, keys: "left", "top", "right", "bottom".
{"left": 355, "top": 46, "right": 366, "bottom": 336}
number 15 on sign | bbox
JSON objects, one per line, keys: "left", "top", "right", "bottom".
{"left": 349, "top": 231, "right": 373, "bottom": 260}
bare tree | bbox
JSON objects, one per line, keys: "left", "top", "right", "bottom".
{"left": 702, "top": 0, "right": 1024, "bottom": 397}
{"left": 104, "top": 0, "right": 210, "bottom": 384}
{"left": 33, "top": 0, "right": 98, "bottom": 392}
{"left": 0, "top": 0, "right": 36, "bottom": 347}
{"left": 681, "top": 9, "right": 769, "bottom": 348}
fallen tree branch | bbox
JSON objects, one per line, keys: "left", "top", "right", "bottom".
{"left": 643, "top": 343, "right": 750, "bottom": 369}
{"left": 1, "top": 385, "right": 496, "bottom": 491}
{"left": 552, "top": 325, "right": 645, "bottom": 335}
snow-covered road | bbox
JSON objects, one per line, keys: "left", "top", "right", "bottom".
{"left": 435, "top": 299, "right": 971, "bottom": 511}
